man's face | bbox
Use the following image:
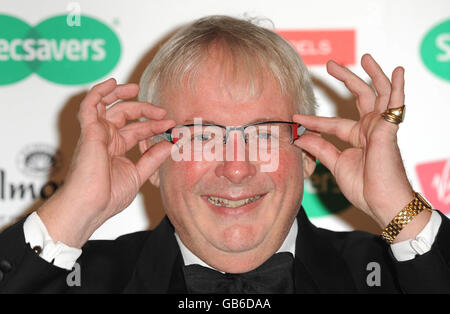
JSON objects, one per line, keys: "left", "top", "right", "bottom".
{"left": 149, "top": 52, "right": 314, "bottom": 273}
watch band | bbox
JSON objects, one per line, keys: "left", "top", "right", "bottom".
{"left": 381, "top": 192, "right": 433, "bottom": 244}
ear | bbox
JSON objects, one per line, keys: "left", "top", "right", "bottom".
{"left": 301, "top": 150, "right": 316, "bottom": 179}
{"left": 138, "top": 139, "right": 161, "bottom": 187}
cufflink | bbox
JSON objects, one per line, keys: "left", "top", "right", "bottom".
{"left": 32, "top": 245, "right": 42, "bottom": 254}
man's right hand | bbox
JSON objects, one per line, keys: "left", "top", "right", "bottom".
{"left": 37, "top": 78, "right": 175, "bottom": 248}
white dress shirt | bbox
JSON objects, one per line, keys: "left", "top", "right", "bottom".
{"left": 23, "top": 210, "right": 442, "bottom": 270}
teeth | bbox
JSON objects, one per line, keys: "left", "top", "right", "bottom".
{"left": 206, "top": 195, "right": 262, "bottom": 208}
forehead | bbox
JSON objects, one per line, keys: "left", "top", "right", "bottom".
{"left": 160, "top": 51, "right": 295, "bottom": 125}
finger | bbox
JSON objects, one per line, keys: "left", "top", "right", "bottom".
{"left": 101, "top": 83, "right": 140, "bottom": 106}
{"left": 99, "top": 84, "right": 140, "bottom": 119}
{"left": 79, "top": 78, "right": 117, "bottom": 127}
{"left": 135, "top": 141, "right": 173, "bottom": 184}
{"left": 360, "top": 54, "right": 392, "bottom": 112}
{"left": 106, "top": 101, "right": 167, "bottom": 129}
{"left": 327, "top": 60, "right": 376, "bottom": 117}
{"left": 119, "top": 119, "right": 176, "bottom": 151}
{"left": 294, "top": 133, "right": 340, "bottom": 176}
{"left": 388, "top": 66, "right": 405, "bottom": 109}
{"left": 377, "top": 67, "right": 405, "bottom": 134}
{"left": 293, "top": 114, "right": 358, "bottom": 146}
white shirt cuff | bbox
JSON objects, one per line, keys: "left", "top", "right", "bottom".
{"left": 23, "top": 212, "right": 82, "bottom": 270}
{"left": 390, "top": 210, "right": 442, "bottom": 262}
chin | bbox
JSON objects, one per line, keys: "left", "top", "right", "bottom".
{"left": 206, "top": 224, "right": 276, "bottom": 273}
{"left": 212, "top": 223, "right": 266, "bottom": 253}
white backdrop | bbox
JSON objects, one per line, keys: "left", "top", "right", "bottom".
{"left": 1, "top": 0, "right": 449, "bottom": 240}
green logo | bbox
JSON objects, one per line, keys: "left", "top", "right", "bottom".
{"left": 0, "top": 14, "right": 121, "bottom": 85}
{"left": 303, "top": 161, "right": 350, "bottom": 218}
{"left": 420, "top": 18, "right": 450, "bottom": 81}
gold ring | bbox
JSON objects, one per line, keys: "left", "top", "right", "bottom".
{"left": 381, "top": 105, "right": 405, "bottom": 125}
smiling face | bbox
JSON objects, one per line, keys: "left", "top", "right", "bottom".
{"left": 143, "top": 48, "right": 315, "bottom": 273}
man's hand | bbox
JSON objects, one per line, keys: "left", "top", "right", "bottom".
{"left": 293, "top": 54, "right": 431, "bottom": 241}
{"left": 38, "top": 78, "right": 175, "bottom": 248}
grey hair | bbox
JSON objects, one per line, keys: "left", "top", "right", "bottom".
{"left": 138, "top": 15, "right": 316, "bottom": 115}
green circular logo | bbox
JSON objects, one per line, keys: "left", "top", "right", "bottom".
{"left": 420, "top": 18, "right": 450, "bottom": 81}
{"left": 0, "top": 14, "right": 33, "bottom": 85}
{"left": 0, "top": 14, "right": 121, "bottom": 85}
{"left": 303, "top": 161, "right": 350, "bottom": 218}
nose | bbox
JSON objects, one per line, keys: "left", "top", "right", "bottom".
{"left": 215, "top": 132, "right": 256, "bottom": 183}
{"left": 215, "top": 160, "right": 257, "bottom": 184}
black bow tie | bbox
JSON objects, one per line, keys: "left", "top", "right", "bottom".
{"left": 182, "top": 252, "right": 294, "bottom": 294}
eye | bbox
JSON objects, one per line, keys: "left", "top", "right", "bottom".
{"left": 192, "top": 132, "right": 214, "bottom": 142}
{"left": 257, "top": 132, "right": 272, "bottom": 140}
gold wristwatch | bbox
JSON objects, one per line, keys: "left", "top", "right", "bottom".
{"left": 381, "top": 192, "right": 433, "bottom": 244}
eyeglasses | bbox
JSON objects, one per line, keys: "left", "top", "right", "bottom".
{"left": 156, "top": 121, "right": 306, "bottom": 150}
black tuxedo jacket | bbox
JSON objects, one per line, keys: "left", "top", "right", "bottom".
{"left": 1, "top": 207, "right": 450, "bottom": 293}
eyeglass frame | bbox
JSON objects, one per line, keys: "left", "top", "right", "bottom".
{"left": 157, "top": 121, "right": 306, "bottom": 145}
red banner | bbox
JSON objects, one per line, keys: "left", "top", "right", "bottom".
{"left": 277, "top": 30, "right": 356, "bottom": 66}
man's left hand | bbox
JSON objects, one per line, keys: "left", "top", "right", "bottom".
{"left": 293, "top": 54, "right": 431, "bottom": 241}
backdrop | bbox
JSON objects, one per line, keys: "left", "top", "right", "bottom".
{"left": 1, "top": 0, "right": 449, "bottom": 240}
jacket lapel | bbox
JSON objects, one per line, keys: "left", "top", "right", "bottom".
{"left": 123, "top": 216, "right": 187, "bottom": 293}
{"left": 294, "top": 207, "right": 357, "bottom": 293}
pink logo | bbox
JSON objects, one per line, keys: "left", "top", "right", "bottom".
{"left": 277, "top": 30, "right": 356, "bottom": 66}
{"left": 416, "top": 159, "right": 450, "bottom": 213}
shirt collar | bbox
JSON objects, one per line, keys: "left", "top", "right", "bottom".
{"left": 174, "top": 218, "right": 298, "bottom": 271}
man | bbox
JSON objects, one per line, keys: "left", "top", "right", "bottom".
{"left": 0, "top": 15, "right": 449, "bottom": 293}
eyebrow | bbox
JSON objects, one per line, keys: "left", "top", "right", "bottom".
{"left": 181, "top": 117, "right": 287, "bottom": 126}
